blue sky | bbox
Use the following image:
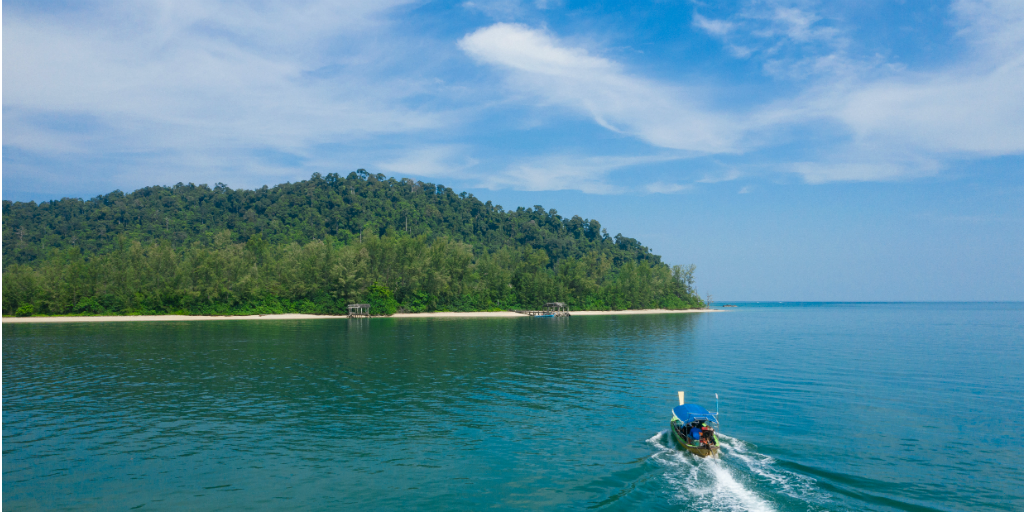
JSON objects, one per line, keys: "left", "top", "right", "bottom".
{"left": 3, "top": 0, "right": 1023, "bottom": 300}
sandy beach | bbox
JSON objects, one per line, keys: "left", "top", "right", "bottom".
{"left": 3, "top": 309, "right": 719, "bottom": 324}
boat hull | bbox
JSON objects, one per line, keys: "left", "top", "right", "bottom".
{"left": 670, "top": 421, "right": 720, "bottom": 458}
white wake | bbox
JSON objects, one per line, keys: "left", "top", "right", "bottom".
{"left": 646, "top": 431, "right": 829, "bottom": 511}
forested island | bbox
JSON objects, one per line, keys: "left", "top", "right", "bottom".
{"left": 2, "top": 171, "right": 703, "bottom": 317}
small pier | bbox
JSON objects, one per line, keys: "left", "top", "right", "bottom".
{"left": 515, "top": 302, "right": 570, "bottom": 317}
{"left": 347, "top": 303, "right": 371, "bottom": 318}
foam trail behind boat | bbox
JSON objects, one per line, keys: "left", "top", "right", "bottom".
{"left": 718, "top": 434, "right": 830, "bottom": 506}
{"left": 647, "top": 430, "right": 775, "bottom": 512}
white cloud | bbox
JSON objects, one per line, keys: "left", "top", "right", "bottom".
{"left": 692, "top": 2, "right": 850, "bottom": 78}
{"left": 377, "top": 146, "right": 480, "bottom": 179}
{"left": 645, "top": 182, "right": 693, "bottom": 194}
{"left": 458, "top": 11, "right": 1024, "bottom": 186}
{"left": 478, "top": 154, "right": 681, "bottom": 194}
{"left": 727, "top": 44, "right": 754, "bottom": 59}
{"left": 697, "top": 169, "right": 742, "bottom": 184}
{"left": 764, "top": 6, "right": 834, "bottom": 44}
{"left": 461, "top": 0, "right": 529, "bottom": 20}
{"left": 804, "top": 0, "right": 1024, "bottom": 181}
{"left": 534, "top": 0, "right": 563, "bottom": 10}
{"left": 5, "top": 0, "right": 1023, "bottom": 197}
{"left": 790, "top": 159, "right": 943, "bottom": 184}
{"left": 692, "top": 13, "right": 734, "bottom": 37}
{"left": 686, "top": 0, "right": 1024, "bottom": 183}
{"left": 836, "top": 62, "right": 1024, "bottom": 155}
{"left": 952, "top": 0, "right": 1024, "bottom": 60}
{"left": 458, "top": 23, "right": 744, "bottom": 153}
{"left": 2, "top": 0, "right": 454, "bottom": 190}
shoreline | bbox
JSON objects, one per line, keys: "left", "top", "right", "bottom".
{"left": 2, "top": 309, "right": 721, "bottom": 324}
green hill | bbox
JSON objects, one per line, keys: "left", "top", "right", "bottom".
{"left": 2, "top": 171, "right": 702, "bottom": 316}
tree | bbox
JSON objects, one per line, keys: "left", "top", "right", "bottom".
{"left": 2, "top": 172, "right": 703, "bottom": 316}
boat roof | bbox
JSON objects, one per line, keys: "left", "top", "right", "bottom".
{"left": 673, "top": 403, "right": 718, "bottom": 424}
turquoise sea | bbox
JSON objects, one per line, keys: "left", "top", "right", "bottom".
{"left": 3, "top": 303, "right": 1023, "bottom": 511}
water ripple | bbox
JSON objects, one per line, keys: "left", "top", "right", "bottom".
{"left": 4, "top": 304, "right": 1023, "bottom": 510}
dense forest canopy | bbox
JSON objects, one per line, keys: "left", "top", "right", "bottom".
{"left": 2, "top": 171, "right": 703, "bottom": 316}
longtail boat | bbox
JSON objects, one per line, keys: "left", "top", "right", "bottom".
{"left": 670, "top": 391, "right": 720, "bottom": 457}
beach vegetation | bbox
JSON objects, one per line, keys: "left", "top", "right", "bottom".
{"left": 367, "top": 282, "right": 399, "bottom": 316}
{"left": 2, "top": 172, "right": 704, "bottom": 316}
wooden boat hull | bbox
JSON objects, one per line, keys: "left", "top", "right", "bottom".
{"left": 670, "top": 421, "right": 720, "bottom": 458}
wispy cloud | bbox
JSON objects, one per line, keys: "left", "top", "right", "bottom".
{"left": 458, "top": 23, "right": 745, "bottom": 153}
{"left": 760, "top": 6, "right": 838, "bottom": 44}
{"left": 952, "top": 0, "right": 1024, "bottom": 59}
{"left": 645, "top": 182, "right": 693, "bottom": 194}
{"left": 4, "top": 0, "right": 1023, "bottom": 199}
{"left": 784, "top": 1, "right": 1024, "bottom": 181}
{"left": 456, "top": 1, "right": 1024, "bottom": 185}
{"left": 789, "top": 159, "right": 943, "bottom": 184}
{"left": 692, "top": 13, "right": 734, "bottom": 37}
{"left": 3, "top": 0, "right": 455, "bottom": 191}
{"left": 478, "top": 154, "right": 681, "bottom": 194}
{"left": 377, "top": 145, "right": 479, "bottom": 179}
{"left": 692, "top": 1, "right": 851, "bottom": 78}
{"left": 461, "top": 0, "right": 529, "bottom": 20}
{"left": 697, "top": 169, "right": 743, "bottom": 184}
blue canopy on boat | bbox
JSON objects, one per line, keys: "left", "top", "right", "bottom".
{"left": 673, "top": 403, "right": 718, "bottom": 424}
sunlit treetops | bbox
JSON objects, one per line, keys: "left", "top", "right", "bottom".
{"left": 2, "top": 171, "right": 701, "bottom": 316}
{"left": 3, "top": 170, "right": 659, "bottom": 269}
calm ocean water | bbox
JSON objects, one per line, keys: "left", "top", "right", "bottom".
{"left": 3, "top": 303, "right": 1023, "bottom": 511}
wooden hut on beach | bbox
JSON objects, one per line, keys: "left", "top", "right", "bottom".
{"left": 544, "top": 302, "right": 570, "bottom": 317}
{"left": 347, "top": 304, "right": 371, "bottom": 317}
{"left": 514, "top": 302, "right": 570, "bottom": 317}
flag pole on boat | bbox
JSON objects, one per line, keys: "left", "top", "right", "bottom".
{"left": 678, "top": 391, "right": 685, "bottom": 405}
{"left": 715, "top": 393, "right": 719, "bottom": 419}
